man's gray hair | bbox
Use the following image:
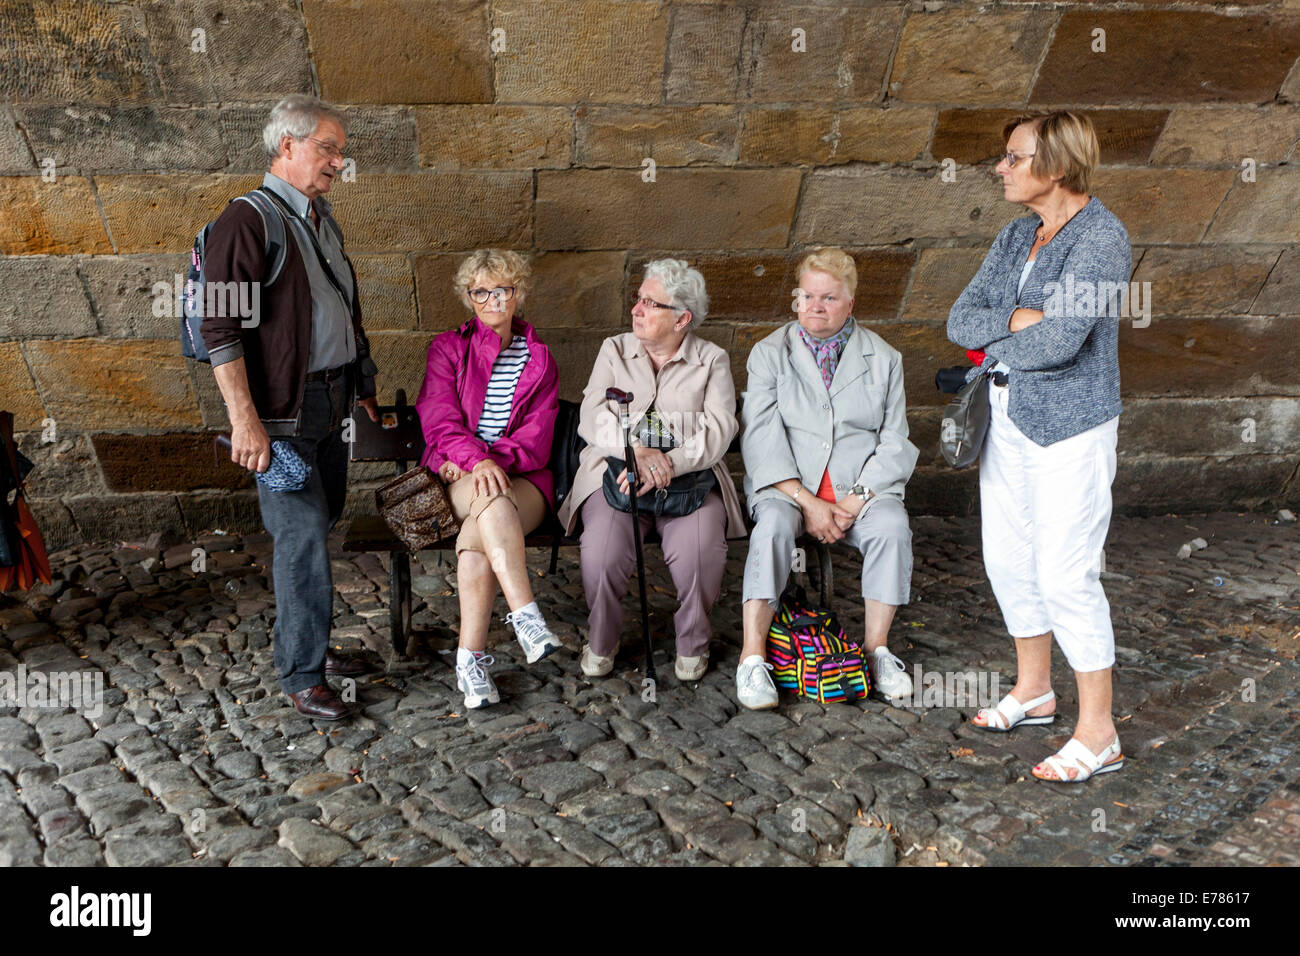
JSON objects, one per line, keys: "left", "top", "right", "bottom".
{"left": 262, "top": 94, "right": 348, "bottom": 164}
{"left": 643, "top": 258, "right": 708, "bottom": 331}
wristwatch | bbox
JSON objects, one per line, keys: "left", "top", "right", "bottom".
{"left": 851, "top": 484, "right": 869, "bottom": 498}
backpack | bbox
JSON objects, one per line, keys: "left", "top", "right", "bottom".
{"left": 766, "top": 584, "right": 871, "bottom": 703}
{"left": 181, "top": 188, "right": 288, "bottom": 363}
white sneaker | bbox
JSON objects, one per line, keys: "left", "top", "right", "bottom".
{"left": 675, "top": 654, "right": 708, "bottom": 681}
{"left": 506, "top": 607, "right": 563, "bottom": 664}
{"left": 580, "top": 644, "right": 615, "bottom": 677}
{"left": 736, "top": 654, "right": 778, "bottom": 710}
{"left": 456, "top": 651, "right": 500, "bottom": 710}
{"left": 869, "top": 646, "right": 913, "bottom": 702}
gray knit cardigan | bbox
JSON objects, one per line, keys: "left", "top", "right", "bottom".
{"left": 946, "top": 197, "right": 1131, "bottom": 446}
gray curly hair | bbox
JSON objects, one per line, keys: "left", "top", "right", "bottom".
{"left": 642, "top": 258, "right": 708, "bottom": 331}
{"left": 262, "top": 94, "right": 348, "bottom": 164}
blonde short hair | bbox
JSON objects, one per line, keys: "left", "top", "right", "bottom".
{"left": 797, "top": 247, "right": 857, "bottom": 299}
{"left": 454, "top": 249, "right": 532, "bottom": 310}
{"left": 1002, "top": 111, "right": 1099, "bottom": 195}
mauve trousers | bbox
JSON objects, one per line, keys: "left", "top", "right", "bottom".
{"left": 579, "top": 488, "right": 729, "bottom": 658}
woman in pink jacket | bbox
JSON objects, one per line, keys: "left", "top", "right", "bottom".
{"left": 415, "top": 250, "right": 562, "bottom": 710}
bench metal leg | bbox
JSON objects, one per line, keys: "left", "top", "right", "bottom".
{"left": 389, "top": 550, "right": 411, "bottom": 657}
{"left": 816, "top": 542, "right": 833, "bottom": 611}
{"left": 548, "top": 539, "right": 560, "bottom": 576}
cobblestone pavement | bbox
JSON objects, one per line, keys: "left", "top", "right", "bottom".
{"left": 1, "top": 511, "right": 1296, "bottom": 867}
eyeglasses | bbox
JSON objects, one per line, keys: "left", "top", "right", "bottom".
{"left": 1003, "top": 150, "right": 1035, "bottom": 168}
{"left": 468, "top": 286, "right": 515, "bottom": 304}
{"left": 307, "top": 137, "right": 349, "bottom": 161}
{"left": 633, "top": 295, "right": 680, "bottom": 312}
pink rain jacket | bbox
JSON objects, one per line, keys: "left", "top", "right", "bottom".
{"left": 415, "top": 315, "right": 559, "bottom": 506}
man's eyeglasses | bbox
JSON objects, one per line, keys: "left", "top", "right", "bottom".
{"left": 1003, "top": 150, "right": 1035, "bottom": 168}
{"left": 307, "top": 137, "right": 349, "bottom": 161}
{"left": 468, "top": 286, "right": 515, "bottom": 304}
{"left": 633, "top": 295, "right": 680, "bottom": 312}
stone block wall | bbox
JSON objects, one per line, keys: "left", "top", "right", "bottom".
{"left": 1, "top": 0, "right": 1297, "bottom": 547}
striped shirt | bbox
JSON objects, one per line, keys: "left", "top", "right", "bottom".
{"left": 475, "top": 334, "right": 531, "bottom": 443}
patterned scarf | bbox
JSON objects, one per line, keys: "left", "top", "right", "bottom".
{"left": 797, "top": 317, "right": 855, "bottom": 390}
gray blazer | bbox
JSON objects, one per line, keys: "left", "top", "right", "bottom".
{"left": 741, "top": 320, "right": 918, "bottom": 517}
{"left": 946, "top": 197, "right": 1131, "bottom": 446}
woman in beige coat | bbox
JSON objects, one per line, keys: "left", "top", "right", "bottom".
{"left": 557, "top": 259, "right": 747, "bottom": 681}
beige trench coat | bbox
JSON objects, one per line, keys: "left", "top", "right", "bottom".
{"left": 557, "top": 331, "right": 748, "bottom": 538}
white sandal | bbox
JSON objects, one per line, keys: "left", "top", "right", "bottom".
{"left": 973, "top": 690, "right": 1056, "bottom": 732}
{"left": 1033, "top": 737, "right": 1124, "bottom": 783}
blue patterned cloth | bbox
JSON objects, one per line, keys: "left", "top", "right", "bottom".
{"left": 256, "top": 441, "right": 312, "bottom": 492}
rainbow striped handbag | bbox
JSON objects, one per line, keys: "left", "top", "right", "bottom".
{"left": 766, "top": 585, "right": 871, "bottom": 704}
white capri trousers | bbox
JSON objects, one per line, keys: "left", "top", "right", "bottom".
{"left": 742, "top": 496, "right": 912, "bottom": 609}
{"left": 979, "top": 380, "right": 1119, "bottom": 672}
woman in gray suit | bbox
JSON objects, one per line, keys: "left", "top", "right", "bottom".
{"left": 737, "top": 248, "right": 919, "bottom": 711}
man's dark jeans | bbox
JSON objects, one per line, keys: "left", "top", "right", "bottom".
{"left": 257, "top": 378, "right": 349, "bottom": 695}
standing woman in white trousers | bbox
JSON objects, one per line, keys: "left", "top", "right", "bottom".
{"left": 947, "top": 111, "right": 1133, "bottom": 783}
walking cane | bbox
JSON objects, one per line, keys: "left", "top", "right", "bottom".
{"left": 606, "top": 387, "right": 657, "bottom": 683}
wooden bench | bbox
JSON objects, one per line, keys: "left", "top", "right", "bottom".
{"left": 343, "top": 390, "right": 833, "bottom": 656}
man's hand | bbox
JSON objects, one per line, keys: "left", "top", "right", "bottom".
{"left": 1009, "top": 307, "right": 1044, "bottom": 333}
{"left": 438, "top": 461, "right": 465, "bottom": 483}
{"left": 230, "top": 419, "right": 272, "bottom": 473}
{"left": 357, "top": 396, "right": 380, "bottom": 422}
{"left": 471, "top": 458, "right": 511, "bottom": 498}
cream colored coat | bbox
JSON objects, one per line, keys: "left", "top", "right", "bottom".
{"left": 557, "top": 331, "right": 748, "bottom": 538}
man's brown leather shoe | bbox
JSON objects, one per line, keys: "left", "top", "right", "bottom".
{"left": 288, "top": 684, "right": 348, "bottom": 720}
{"left": 325, "top": 652, "right": 369, "bottom": 677}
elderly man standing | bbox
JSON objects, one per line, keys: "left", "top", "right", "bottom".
{"left": 202, "top": 94, "right": 379, "bottom": 720}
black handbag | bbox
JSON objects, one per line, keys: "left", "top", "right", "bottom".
{"left": 938, "top": 368, "right": 991, "bottom": 468}
{"left": 602, "top": 457, "right": 717, "bottom": 518}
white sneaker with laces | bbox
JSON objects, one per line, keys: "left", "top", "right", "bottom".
{"left": 869, "top": 646, "right": 913, "bottom": 702}
{"left": 506, "top": 608, "right": 563, "bottom": 664}
{"left": 736, "top": 654, "right": 778, "bottom": 710}
{"left": 580, "top": 644, "right": 614, "bottom": 677}
{"left": 456, "top": 651, "right": 499, "bottom": 710}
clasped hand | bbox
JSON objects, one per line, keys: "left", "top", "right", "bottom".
{"left": 617, "top": 445, "right": 674, "bottom": 496}
{"left": 800, "top": 495, "right": 858, "bottom": 544}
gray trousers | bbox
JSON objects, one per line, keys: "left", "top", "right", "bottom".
{"left": 742, "top": 497, "right": 913, "bottom": 609}
{"left": 257, "top": 377, "right": 350, "bottom": 695}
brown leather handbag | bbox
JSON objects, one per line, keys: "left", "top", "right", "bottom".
{"left": 375, "top": 467, "right": 460, "bottom": 551}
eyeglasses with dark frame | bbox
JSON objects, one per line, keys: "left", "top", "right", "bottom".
{"left": 306, "top": 137, "right": 349, "bottom": 161}
{"left": 632, "top": 294, "right": 681, "bottom": 312}
{"left": 468, "top": 286, "right": 516, "bottom": 305}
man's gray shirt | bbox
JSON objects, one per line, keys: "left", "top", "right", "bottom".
{"left": 262, "top": 172, "right": 356, "bottom": 373}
